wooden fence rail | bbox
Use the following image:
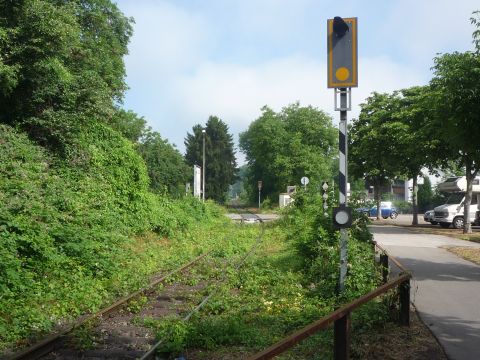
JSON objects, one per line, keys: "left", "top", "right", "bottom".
{"left": 248, "top": 242, "right": 411, "bottom": 360}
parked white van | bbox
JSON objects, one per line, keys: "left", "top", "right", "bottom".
{"left": 433, "top": 176, "right": 480, "bottom": 229}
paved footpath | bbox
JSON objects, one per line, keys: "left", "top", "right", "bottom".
{"left": 371, "top": 225, "right": 480, "bottom": 360}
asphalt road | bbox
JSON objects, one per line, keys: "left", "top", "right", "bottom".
{"left": 372, "top": 225, "right": 480, "bottom": 360}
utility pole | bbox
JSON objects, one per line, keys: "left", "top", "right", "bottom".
{"left": 202, "top": 128, "right": 206, "bottom": 202}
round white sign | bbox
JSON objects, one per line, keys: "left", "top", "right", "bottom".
{"left": 301, "top": 177, "right": 309, "bottom": 185}
{"left": 335, "top": 210, "right": 350, "bottom": 225}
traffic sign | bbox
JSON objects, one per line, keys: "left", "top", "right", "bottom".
{"left": 301, "top": 177, "right": 309, "bottom": 186}
{"left": 258, "top": 180, "right": 262, "bottom": 190}
{"left": 327, "top": 17, "right": 358, "bottom": 88}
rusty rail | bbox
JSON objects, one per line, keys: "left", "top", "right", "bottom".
{"left": 248, "top": 243, "right": 411, "bottom": 360}
{"left": 7, "top": 252, "right": 211, "bottom": 360}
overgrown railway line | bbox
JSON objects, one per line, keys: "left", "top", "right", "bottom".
{"left": 7, "top": 212, "right": 264, "bottom": 360}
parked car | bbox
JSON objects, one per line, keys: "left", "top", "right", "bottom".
{"left": 357, "top": 201, "right": 398, "bottom": 219}
{"left": 433, "top": 176, "right": 480, "bottom": 229}
{"left": 424, "top": 210, "right": 438, "bottom": 225}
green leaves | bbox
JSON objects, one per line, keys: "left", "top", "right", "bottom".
{"left": 239, "top": 104, "right": 337, "bottom": 203}
{"left": 0, "top": 0, "right": 133, "bottom": 132}
{"left": 184, "top": 116, "right": 237, "bottom": 203}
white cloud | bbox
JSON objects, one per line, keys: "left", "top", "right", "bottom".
{"left": 381, "top": 0, "right": 478, "bottom": 59}
{"left": 122, "top": 1, "right": 212, "bottom": 80}
{"left": 116, "top": 0, "right": 474, "bottom": 162}
{"left": 165, "top": 55, "right": 426, "bottom": 135}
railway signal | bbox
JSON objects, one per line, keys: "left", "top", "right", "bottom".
{"left": 327, "top": 15, "right": 357, "bottom": 293}
{"left": 327, "top": 17, "right": 358, "bottom": 88}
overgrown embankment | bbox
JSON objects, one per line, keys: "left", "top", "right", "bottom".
{"left": 0, "top": 123, "right": 222, "bottom": 351}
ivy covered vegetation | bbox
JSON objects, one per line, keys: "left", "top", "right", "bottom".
{"left": 0, "top": 122, "right": 226, "bottom": 349}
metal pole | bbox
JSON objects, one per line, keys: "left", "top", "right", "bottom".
{"left": 202, "top": 129, "right": 206, "bottom": 202}
{"left": 258, "top": 189, "right": 261, "bottom": 209}
{"left": 339, "top": 88, "right": 348, "bottom": 293}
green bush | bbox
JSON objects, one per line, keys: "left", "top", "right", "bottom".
{"left": 282, "top": 190, "right": 376, "bottom": 300}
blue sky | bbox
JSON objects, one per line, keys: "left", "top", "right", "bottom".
{"left": 116, "top": 0, "right": 479, "bottom": 162}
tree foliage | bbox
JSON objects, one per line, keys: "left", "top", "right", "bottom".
{"left": 0, "top": 0, "right": 133, "bottom": 149}
{"left": 392, "top": 86, "right": 442, "bottom": 223}
{"left": 138, "top": 129, "right": 190, "bottom": 197}
{"left": 184, "top": 116, "right": 237, "bottom": 203}
{"left": 239, "top": 104, "right": 337, "bottom": 203}
{"left": 417, "top": 176, "right": 433, "bottom": 212}
{"left": 107, "top": 109, "right": 147, "bottom": 142}
{"left": 429, "top": 34, "right": 480, "bottom": 232}
{"left": 349, "top": 93, "right": 403, "bottom": 218}
{"left": 0, "top": 1, "right": 218, "bottom": 347}
{"left": 349, "top": 87, "right": 443, "bottom": 222}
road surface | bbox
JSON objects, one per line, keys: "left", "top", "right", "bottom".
{"left": 372, "top": 225, "right": 480, "bottom": 360}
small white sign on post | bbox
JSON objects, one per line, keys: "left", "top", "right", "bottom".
{"left": 193, "top": 165, "right": 201, "bottom": 198}
{"left": 301, "top": 176, "right": 309, "bottom": 189}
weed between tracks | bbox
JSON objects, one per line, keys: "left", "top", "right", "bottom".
{"left": 141, "top": 224, "right": 397, "bottom": 360}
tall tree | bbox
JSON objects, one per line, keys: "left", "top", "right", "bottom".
{"left": 240, "top": 104, "right": 337, "bottom": 203}
{"left": 392, "top": 86, "right": 442, "bottom": 224}
{"left": 184, "top": 116, "right": 237, "bottom": 203}
{"left": 428, "top": 14, "right": 480, "bottom": 233}
{"left": 418, "top": 176, "right": 433, "bottom": 213}
{"left": 184, "top": 124, "right": 204, "bottom": 168}
{"left": 138, "top": 129, "right": 190, "bottom": 197}
{"left": 349, "top": 92, "right": 404, "bottom": 219}
{"left": 0, "top": 0, "right": 133, "bottom": 148}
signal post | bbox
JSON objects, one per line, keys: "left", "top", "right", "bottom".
{"left": 327, "top": 16, "right": 358, "bottom": 293}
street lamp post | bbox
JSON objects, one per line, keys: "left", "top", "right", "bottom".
{"left": 202, "top": 129, "right": 206, "bottom": 202}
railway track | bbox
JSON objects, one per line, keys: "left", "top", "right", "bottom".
{"left": 7, "top": 217, "right": 265, "bottom": 360}
{"left": 228, "top": 202, "right": 264, "bottom": 224}
{"left": 5, "top": 252, "right": 212, "bottom": 360}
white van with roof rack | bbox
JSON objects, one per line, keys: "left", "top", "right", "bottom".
{"left": 433, "top": 176, "right": 480, "bottom": 229}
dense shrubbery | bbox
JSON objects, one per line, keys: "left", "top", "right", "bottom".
{"left": 282, "top": 189, "right": 376, "bottom": 300}
{"left": 0, "top": 124, "right": 220, "bottom": 349}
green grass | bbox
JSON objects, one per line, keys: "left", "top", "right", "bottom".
{"left": 142, "top": 225, "right": 336, "bottom": 358}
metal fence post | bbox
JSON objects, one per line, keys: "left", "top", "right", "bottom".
{"left": 399, "top": 278, "right": 410, "bottom": 326}
{"left": 334, "top": 313, "right": 350, "bottom": 360}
